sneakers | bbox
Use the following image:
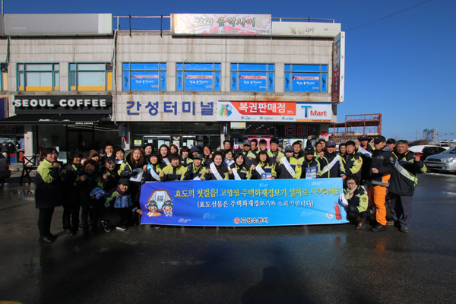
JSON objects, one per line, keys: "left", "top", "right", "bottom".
{"left": 101, "top": 221, "right": 112, "bottom": 233}
{"left": 371, "top": 223, "right": 387, "bottom": 232}
{"left": 39, "top": 236, "right": 55, "bottom": 243}
{"left": 399, "top": 226, "right": 409, "bottom": 233}
{"left": 356, "top": 219, "right": 365, "bottom": 230}
{"left": 65, "top": 229, "right": 75, "bottom": 236}
{"left": 387, "top": 220, "right": 395, "bottom": 226}
{"left": 116, "top": 226, "right": 127, "bottom": 231}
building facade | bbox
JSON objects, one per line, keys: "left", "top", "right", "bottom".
{"left": 0, "top": 13, "right": 345, "bottom": 158}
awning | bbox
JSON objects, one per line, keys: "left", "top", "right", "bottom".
{"left": 0, "top": 114, "right": 110, "bottom": 125}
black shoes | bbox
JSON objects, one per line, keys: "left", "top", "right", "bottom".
{"left": 399, "top": 226, "right": 409, "bottom": 233}
{"left": 371, "top": 223, "right": 387, "bottom": 232}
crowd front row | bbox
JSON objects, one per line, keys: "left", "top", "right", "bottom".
{"left": 34, "top": 136, "right": 426, "bottom": 243}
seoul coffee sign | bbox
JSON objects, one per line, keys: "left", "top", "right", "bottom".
{"left": 13, "top": 95, "right": 112, "bottom": 114}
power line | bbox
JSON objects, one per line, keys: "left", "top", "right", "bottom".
{"left": 345, "top": 0, "right": 431, "bottom": 32}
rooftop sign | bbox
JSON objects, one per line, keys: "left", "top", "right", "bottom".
{"left": 171, "top": 14, "right": 272, "bottom": 36}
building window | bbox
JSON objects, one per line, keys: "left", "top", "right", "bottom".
{"left": 17, "top": 63, "right": 60, "bottom": 91}
{"left": 69, "top": 63, "right": 112, "bottom": 91}
{"left": 284, "top": 64, "right": 328, "bottom": 93}
{"left": 176, "top": 63, "right": 220, "bottom": 91}
{"left": 123, "top": 63, "right": 166, "bottom": 91}
{"left": 231, "top": 63, "right": 274, "bottom": 92}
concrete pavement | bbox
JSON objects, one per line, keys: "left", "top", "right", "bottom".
{"left": 0, "top": 173, "right": 455, "bottom": 303}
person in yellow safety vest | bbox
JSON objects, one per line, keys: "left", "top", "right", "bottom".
{"left": 339, "top": 174, "right": 369, "bottom": 229}
{"left": 338, "top": 143, "right": 347, "bottom": 157}
{"left": 314, "top": 141, "right": 324, "bottom": 158}
{"left": 268, "top": 138, "right": 285, "bottom": 162}
{"left": 160, "top": 154, "right": 187, "bottom": 181}
{"left": 341, "top": 140, "right": 363, "bottom": 182}
{"left": 388, "top": 140, "right": 427, "bottom": 233}
{"left": 243, "top": 139, "right": 257, "bottom": 169}
{"left": 180, "top": 146, "right": 193, "bottom": 167}
{"left": 276, "top": 146, "right": 302, "bottom": 179}
{"left": 302, "top": 147, "right": 320, "bottom": 179}
{"left": 250, "top": 150, "right": 277, "bottom": 180}
{"left": 318, "top": 140, "right": 345, "bottom": 178}
{"left": 228, "top": 153, "right": 250, "bottom": 180}
{"left": 183, "top": 153, "right": 206, "bottom": 180}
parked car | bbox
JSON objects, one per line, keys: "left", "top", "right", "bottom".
{"left": 0, "top": 153, "right": 11, "bottom": 188}
{"left": 408, "top": 145, "right": 447, "bottom": 161}
{"left": 424, "top": 147, "right": 456, "bottom": 173}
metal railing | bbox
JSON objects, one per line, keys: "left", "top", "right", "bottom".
{"left": 112, "top": 15, "right": 335, "bottom": 32}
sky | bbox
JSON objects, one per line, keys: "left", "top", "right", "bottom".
{"left": 5, "top": 0, "right": 456, "bottom": 141}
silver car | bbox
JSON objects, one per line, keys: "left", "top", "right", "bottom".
{"left": 424, "top": 147, "right": 456, "bottom": 173}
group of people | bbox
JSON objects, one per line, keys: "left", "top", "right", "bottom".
{"left": 34, "top": 135, "right": 426, "bottom": 243}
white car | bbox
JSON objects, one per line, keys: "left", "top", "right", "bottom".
{"left": 408, "top": 145, "right": 447, "bottom": 161}
{"left": 424, "top": 147, "right": 456, "bottom": 173}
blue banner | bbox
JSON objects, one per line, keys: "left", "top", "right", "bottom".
{"left": 140, "top": 178, "right": 348, "bottom": 227}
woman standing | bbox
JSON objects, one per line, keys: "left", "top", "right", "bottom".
{"left": 249, "top": 151, "right": 276, "bottom": 180}
{"left": 35, "top": 147, "right": 63, "bottom": 243}
{"left": 159, "top": 144, "right": 171, "bottom": 167}
{"left": 118, "top": 148, "right": 146, "bottom": 225}
{"left": 205, "top": 151, "right": 229, "bottom": 180}
{"left": 202, "top": 145, "right": 213, "bottom": 167}
{"left": 229, "top": 153, "right": 249, "bottom": 180}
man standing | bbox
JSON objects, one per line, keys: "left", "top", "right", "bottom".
{"left": 250, "top": 139, "right": 259, "bottom": 155}
{"left": 223, "top": 140, "right": 231, "bottom": 152}
{"left": 388, "top": 140, "right": 426, "bottom": 233}
{"left": 318, "top": 140, "right": 345, "bottom": 178}
{"left": 292, "top": 141, "right": 304, "bottom": 158}
{"left": 342, "top": 141, "right": 363, "bottom": 181}
{"left": 386, "top": 138, "right": 396, "bottom": 150}
{"left": 243, "top": 139, "right": 257, "bottom": 169}
{"left": 358, "top": 135, "right": 375, "bottom": 184}
{"left": 368, "top": 136, "right": 395, "bottom": 232}
{"left": 268, "top": 138, "right": 284, "bottom": 164}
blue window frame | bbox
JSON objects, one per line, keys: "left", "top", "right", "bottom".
{"left": 284, "top": 64, "right": 328, "bottom": 93}
{"left": 176, "top": 63, "right": 220, "bottom": 91}
{"left": 123, "top": 63, "right": 166, "bottom": 91}
{"left": 231, "top": 63, "right": 274, "bottom": 92}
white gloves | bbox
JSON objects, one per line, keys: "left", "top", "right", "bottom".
{"left": 339, "top": 193, "right": 348, "bottom": 206}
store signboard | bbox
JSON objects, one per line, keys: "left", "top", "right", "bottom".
{"left": 217, "top": 101, "right": 332, "bottom": 122}
{"left": 116, "top": 94, "right": 217, "bottom": 122}
{"left": 272, "top": 22, "right": 341, "bottom": 38}
{"left": 12, "top": 95, "right": 112, "bottom": 114}
{"left": 171, "top": 14, "right": 272, "bottom": 36}
{"left": 332, "top": 32, "right": 345, "bottom": 104}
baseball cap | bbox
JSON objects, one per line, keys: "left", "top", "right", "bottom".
{"left": 284, "top": 146, "right": 293, "bottom": 152}
{"left": 327, "top": 140, "right": 336, "bottom": 147}
{"left": 373, "top": 135, "right": 386, "bottom": 144}
{"left": 304, "top": 146, "right": 315, "bottom": 154}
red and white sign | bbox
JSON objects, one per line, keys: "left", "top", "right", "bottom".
{"left": 217, "top": 101, "right": 332, "bottom": 122}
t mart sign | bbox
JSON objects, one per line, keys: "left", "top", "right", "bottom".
{"left": 296, "top": 102, "right": 332, "bottom": 122}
